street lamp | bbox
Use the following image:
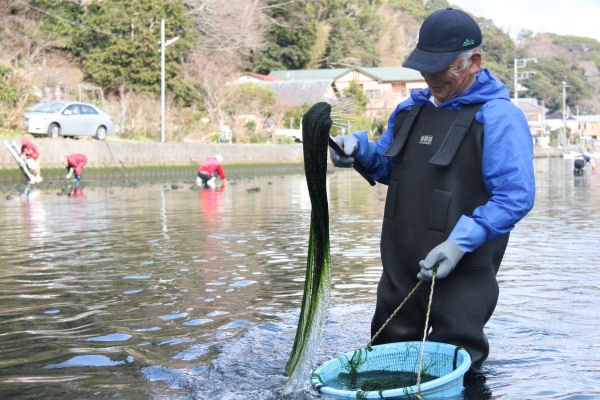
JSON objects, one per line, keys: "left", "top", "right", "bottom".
{"left": 513, "top": 57, "right": 537, "bottom": 102}
{"left": 560, "top": 80, "right": 570, "bottom": 146}
{"left": 160, "top": 19, "right": 179, "bottom": 143}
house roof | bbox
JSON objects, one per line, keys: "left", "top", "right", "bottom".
{"left": 239, "top": 72, "right": 281, "bottom": 81}
{"left": 357, "top": 66, "right": 423, "bottom": 82}
{"left": 269, "top": 68, "right": 349, "bottom": 81}
{"left": 514, "top": 100, "right": 545, "bottom": 114}
{"left": 259, "top": 80, "right": 334, "bottom": 107}
{"left": 546, "top": 111, "right": 577, "bottom": 120}
{"left": 269, "top": 66, "right": 423, "bottom": 83}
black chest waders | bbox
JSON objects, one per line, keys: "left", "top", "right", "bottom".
{"left": 371, "top": 104, "right": 510, "bottom": 373}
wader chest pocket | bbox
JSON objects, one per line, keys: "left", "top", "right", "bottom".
{"left": 428, "top": 189, "right": 452, "bottom": 232}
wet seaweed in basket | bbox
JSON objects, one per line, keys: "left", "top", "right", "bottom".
{"left": 327, "top": 370, "right": 438, "bottom": 392}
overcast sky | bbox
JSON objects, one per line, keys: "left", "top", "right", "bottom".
{"left": 450, "top": 0, "right": 600, "bottom": 41}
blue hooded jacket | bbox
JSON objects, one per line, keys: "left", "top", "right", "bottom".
{"left": 352, "top": 69, "right": 535, "bottom": 252}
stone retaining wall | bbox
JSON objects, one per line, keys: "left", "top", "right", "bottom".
{"left": 0, "top": 138, "right": 304, "bottom": 169}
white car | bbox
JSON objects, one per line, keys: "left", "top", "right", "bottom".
{"left": 24, "top": 101, "right": 115, "bottom": 140}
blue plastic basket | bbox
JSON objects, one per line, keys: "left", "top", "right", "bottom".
{"left": 311, "top": 341, "right": 471, "bottom": 399}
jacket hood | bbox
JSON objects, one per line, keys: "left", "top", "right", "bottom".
{"left": 411, "top": 69, "right": 510, "bottom": 108}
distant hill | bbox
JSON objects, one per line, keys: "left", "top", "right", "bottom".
{"left": 373, "top": 1, "right": 600, "bottom": 114}
{"left": 1, "top": 0, "right": 599, "bottom": 139}
{"left": 519, "top": 33, "right": 600, "bottom": 113}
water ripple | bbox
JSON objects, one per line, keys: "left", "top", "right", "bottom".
{"left": 0, "top": 167, "right": 599, "bottom": 399}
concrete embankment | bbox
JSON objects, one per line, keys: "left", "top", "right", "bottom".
{"left": 0, "top": 136, "right": 562, "bottom": 171}
{"left": 0, "top": 137, "right": 304, "bottom": 169}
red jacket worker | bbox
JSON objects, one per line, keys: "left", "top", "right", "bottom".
{"left": 60, "top": 154, "right": 88, "bottom": 182}
{"left": 196, "top": 154, "right": 226, "bottom": 188}
{"left": 20, "top": 136, "right": 43, "bottom": 183}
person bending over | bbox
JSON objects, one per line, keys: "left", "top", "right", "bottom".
{"left": 61, "top": 153, "right": 88, "bottom": 182}
{"left": 20, "top": 136, "right": 43, "bottom": 183}
{"left": 196, "top": 154, "right": 226, "bottom": 188}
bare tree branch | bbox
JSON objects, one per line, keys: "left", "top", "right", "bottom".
{"left": 1, "top": 1, "right": 64, "bottom": 64}
{"left": 181, "top": 48, "right": 238, "bottom": 126}
{"left": 184, "top": 0, "right": 270, "bottom": 67}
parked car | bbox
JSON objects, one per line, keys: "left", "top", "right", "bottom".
{"left": 24, "top": 100, "right": 114, "bottom": 140}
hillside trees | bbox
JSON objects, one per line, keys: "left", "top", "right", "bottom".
{"left": 311, "top": 0, "right": 382, "bottom": 67}
{"left": 2, "top": 1, "right": 66, "bottom": 65}
{"left": 250, "top": 0, "right": 381, "bottom": 73}
{"left": 521, "top": 33, "right": 598, "bottom": 113}
{"left": 184, "top": 0, "right": 269, "bottom": 63}
{"left": 0, "top": 65, "right": 31, "bottom": 129}
{"left": 519, "top": 57, "right": 588, "bottom": 113}
{"left": 249, "top": 2, "right": 318, "bottom": 73}
{"left": 69, "top": 0, "right": 194, "bottom": 94}
{"left": 181, "top": 0, "right": 273, "bottom": 126}
{"left": 11, "top": 1, "right": 195, "bottom": 95}
{"left": 476, "top": 17, "right": 516, "bottom": 85}
{"left": 386, "top": 0, "right": 450, "bottom": 22}
{"left": 3, "top": 0, "right": 600, "bottom": 137}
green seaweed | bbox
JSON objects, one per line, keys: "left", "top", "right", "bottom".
{"left": 285, "top": 102, "right": 333, "bottom": 377}
{"left": 331, "top": 370, "right": 438, "bottom": 393}
{"left": 339, "top": 347, "right": 371, "bottom": 386}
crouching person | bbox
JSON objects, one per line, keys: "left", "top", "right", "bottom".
{"left": 61, "top": 153, "right": 87, "bottom": 182}
{"left": 196, "top": 154, "right": 226, "bottom": 188}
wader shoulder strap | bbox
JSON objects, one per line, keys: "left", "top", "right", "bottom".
{"left": 383, "top": 106, "right": 422, "bottom": 158}
{"left": 428, "top": 103, "right": 483, "bottom": 167}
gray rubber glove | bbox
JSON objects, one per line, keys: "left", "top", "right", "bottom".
{"left": 330, "top": 135, "right": 358, "bottom": 168}
{"left": 417, "top": 240, "right": 465, "bottom": 280}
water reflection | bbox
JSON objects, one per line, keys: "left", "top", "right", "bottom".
{"left": 67, "top": 187, "right": 85, "bottom": 198}
{"left": 19, "top": 187, "right": 47, "bottom": 243}
{"left": 0, "top": 159, "right": 598, "bottom": 400}
{"left": 199, "top": 184, "right": 226, "bottom": 219}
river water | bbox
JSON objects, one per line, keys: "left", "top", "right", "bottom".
{"left": 0, "top": 158, "right": 598, "bottom": 400}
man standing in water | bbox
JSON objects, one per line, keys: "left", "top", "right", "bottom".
{"left": 330, "top": 8, "right": 535, "bottom": 379}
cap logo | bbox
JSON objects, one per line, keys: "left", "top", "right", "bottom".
{"left": 462, "top": 38, "right": 475, "bottom": 47}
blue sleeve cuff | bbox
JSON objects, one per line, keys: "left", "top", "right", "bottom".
{"left": 353, "top": 130, "right": 370, "bottom": 157}
{"left": 351, "top": 131, "right": 394, "bottom": 184}
{"left": 448, "top": 215, "right": 489, "bottom": 252}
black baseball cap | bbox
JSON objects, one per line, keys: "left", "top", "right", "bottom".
{"left": 402, "top": 8, "right": 482, "bottom": 73}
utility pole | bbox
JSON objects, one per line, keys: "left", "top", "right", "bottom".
{"left": 541, "top": 99, "right": 546, "bottom": 137}
{"left": 560, "top": 80, "right": 570, "bottom": 146}
{"left": 513, "top": 58, "right": 537, "bottom": 102}
{"left": 160, "top": 19, "right": 179, "bottom": 143}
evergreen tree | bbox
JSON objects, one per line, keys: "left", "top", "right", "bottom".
{"left": 70, "top": 0, "right": 194, "bottom": 94}
{"left": 523, "top": 57, "right": 588, "bottom": 112}
{"left": 343, "top": 80, "right": 369, "bottom": 114}
{"left": 250, "top": 0, "right": 381, "bottom": 73}
{"left": 310, "top": 0, "right": 381, "bottom": 67}
{"left": 477, "top": 17, "right": 516, "bottom": 86}
{"left": 387, "top": 0, "right": 450, "bottom": 21}
{"left": 249, "top": 2, "right": 317, "bottom": 73}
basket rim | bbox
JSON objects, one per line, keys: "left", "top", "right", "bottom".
{"left": 312, "top": 341, "right": 471, "bottom": 398}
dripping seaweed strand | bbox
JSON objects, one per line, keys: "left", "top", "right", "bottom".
{"left": 285, "top": 102, "right": 333, "bottom": 378}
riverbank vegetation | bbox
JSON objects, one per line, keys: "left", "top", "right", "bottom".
{"left": 1, "top": 0, "right": 599, "bottom": 143}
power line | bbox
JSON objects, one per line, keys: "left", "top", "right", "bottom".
{"left": 14, "top": 0, "right": 150, "bottom": 42}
